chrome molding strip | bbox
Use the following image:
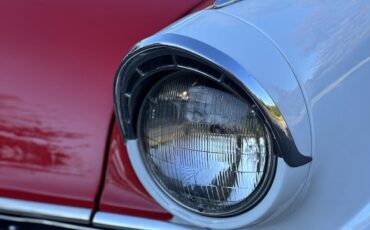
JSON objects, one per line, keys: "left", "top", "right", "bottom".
{"left": 0, "top": 214, "right": 99, "bottom": 230}
{"left": 0, "top": 197, "right": 189, "bottom": 230}
{"left": 0, "top": 197, "right": 92, "bottom": 224}
{"left": 93, "top": 212, "right": 192, "bottom": 230}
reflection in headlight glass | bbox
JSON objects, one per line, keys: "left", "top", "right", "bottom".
{"left": 139, "top": 73, "right": 273, "bottom": 216}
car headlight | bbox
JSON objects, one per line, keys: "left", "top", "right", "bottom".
{"left": 114, "top": 30, "right": 311, "bottom": 228}
{"left": 137, "top": 71, "right": 276, "bottom": 217}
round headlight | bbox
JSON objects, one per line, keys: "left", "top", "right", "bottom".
{"left": 137, "top": 71, "right": 276, "bottom": 217}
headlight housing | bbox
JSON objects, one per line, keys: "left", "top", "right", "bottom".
{"left": 114, "top": 32, "right": 311, "bottom": 228}
{"left": 138, "top": 71, "right": 276, "bottom": 217}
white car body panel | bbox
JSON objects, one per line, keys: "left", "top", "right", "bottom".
{"left": 145, "top": 1, "right": 370, "bottom": 228}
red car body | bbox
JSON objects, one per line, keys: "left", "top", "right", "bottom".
{"left": 0, "top": 0, "right": 211, "bottom": 224}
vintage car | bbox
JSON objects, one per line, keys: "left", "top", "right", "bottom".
{"left": 1, "top": 0, "right": 369, "bottom": 229}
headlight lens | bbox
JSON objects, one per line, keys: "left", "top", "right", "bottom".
{"left": 138, "top": 71, "right": 276, "bottom": 217}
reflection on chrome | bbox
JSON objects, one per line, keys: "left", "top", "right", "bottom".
{"left": 139, "top": 74, "right": 274, "bottom": 216}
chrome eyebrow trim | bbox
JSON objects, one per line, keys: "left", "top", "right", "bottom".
{"left": 0, "top": 197, "right": 92, "bottom": 224}
{"left": 213, "top": 0, "right": 240, "bottom": 9}
{"left": 115, "top": 33, "right": 311, "bottom": 167}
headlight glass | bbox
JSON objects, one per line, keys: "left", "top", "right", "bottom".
{"left": 138, "top": 72, "right": 276, "bottom": 217}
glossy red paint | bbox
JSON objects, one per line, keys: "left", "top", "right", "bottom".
{"left": 99, "top": 122, "right": 172, "bottom": 220}
{"left": 0, "top": 0, "right": 206, "bottom": 208}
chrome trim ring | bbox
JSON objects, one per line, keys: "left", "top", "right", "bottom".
{"left": 135, "top": 71, "right": 277, "bottom": 216}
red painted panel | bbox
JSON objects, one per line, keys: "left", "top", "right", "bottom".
{"left": 0, "top": 0, "right": 205, "bottom": 208}
{"left": 99, "top": 122, "right": 172, "bottom": 220}
{"left": 189, "top": 0, "right": 215, "bottom": 13}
